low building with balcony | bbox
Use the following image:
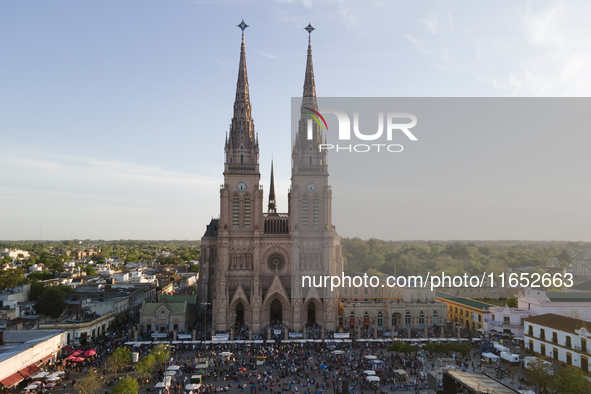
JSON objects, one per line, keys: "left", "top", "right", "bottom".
{"left": 436, "top": 292, "right": 494, "bottom": 331}
{"left": 524, "top": 313, "right": 591, "bottom": 375}
{"left": 342, "top": 299, "right": 447, "bottom": 338}
{"left": 484, "top": 305, "right": 532, "bottom": 337}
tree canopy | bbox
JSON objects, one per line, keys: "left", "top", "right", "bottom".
{"left": 111, "top": 377, "right": 139, "bottom": 394}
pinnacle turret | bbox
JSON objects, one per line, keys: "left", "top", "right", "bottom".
{"left": 225, "top": 21, "right": 259, "bottom": 173}
{"left": 268, "top": 160, "right": 277, "bottom": 213}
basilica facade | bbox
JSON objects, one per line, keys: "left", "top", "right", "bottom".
{"left": 196, "top": 24, "right": 344, "bottom": 333}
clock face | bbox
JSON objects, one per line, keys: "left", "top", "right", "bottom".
{"left": 237, "top": 182, "right": 247, "bottom": 192}
{"left": 306, "top": 183, "right": 316, "bottom": 193}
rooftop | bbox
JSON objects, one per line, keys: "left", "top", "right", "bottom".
{"left": 523, "top": 313, "right": 591, "bottom": 334}
{"left": 571, "top": 279, "right": 591, "bottom": 291}
{"left": 0, "top": 330, "right": 65, "bottom": 364}
{"left": 142, "top": 301, "right": 186, "bottom": 315}
{"left": 545, "top": 292, "right": 591, "bottom": 303}
{"left": 444, "top": 370, "right": 519, "bottom": 394}
{"left": 436, "top": 292, "right": 496, "bottom": 311}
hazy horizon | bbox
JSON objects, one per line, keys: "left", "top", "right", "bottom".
{"left": 2, "top": 1, "right": 591, "bottom": 240}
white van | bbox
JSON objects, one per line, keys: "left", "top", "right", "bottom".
{"left": 500, "top": 352, "right": 520, "bottom": 365}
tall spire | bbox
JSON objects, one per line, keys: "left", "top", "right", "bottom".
{"left": 235, "top": 20, "right": 250, "bottom": 112}
{"left": 302, "top": 24, "right": 317, "bottom": 107}
{"left": 225, "top": 20, "right": 259, "bottom": 173}
{"left": 292, "top": 24, "right": 327, "bottom": 175}
{"left": 268, "top": 160, "right": 277, "bottom": 213}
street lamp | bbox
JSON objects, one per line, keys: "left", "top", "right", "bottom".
{"left": 201, "top": 302, "right": 211, "bottom": 349}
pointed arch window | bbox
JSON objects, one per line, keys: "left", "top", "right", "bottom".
{"left": 309, "top": 156, "right": 312, "bottom": 165}
{"left": 313, "top": 197, "right": 319, "bottom": 227}
{"left": 302, "top": 197, "right": 308, "bottom": 227}
{"left": 241, "top": 154, "right": 244, "bottom": 164}
{"left": 233, "top": 196, "right": 239, "bottom": 227}
{"left": 244, "top": 196, "right": 251, "bottom": 227}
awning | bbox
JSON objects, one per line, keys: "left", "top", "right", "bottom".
{"left": 19, "top": 364, "right": 40, "bottom": 379}
{"left": 0, "top": 372, "right": 24, "bottom": 388}
{"left": 39, "top": 354, "right": 53, "bottom": 363}
{"left": 63, "top": 345, "right": 74, "bottom": 354}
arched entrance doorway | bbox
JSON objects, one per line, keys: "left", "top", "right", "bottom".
{"left": 236, "top": 302, "right": 244, "bottom": 325}
{"left": 307, "top": 302, "right": 316, "bottom": 325}
{"left": 270, "top": 299, "right": 282, "bottom": 324}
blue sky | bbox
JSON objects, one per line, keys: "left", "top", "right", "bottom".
{"left": 1, "top": 1, "right": 590, "bottom": 240}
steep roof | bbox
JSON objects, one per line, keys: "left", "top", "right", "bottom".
{"left": 203, "top": 219, "right": 218, "bottom": 238}
{"left": 524, "top": 313, "right": 591, "bottom": 334}
{"left": 141, "top": 301, "right": 186, "bottom": 315}
{"left": 161, "top": 294, "right": 196, "bottom": 306}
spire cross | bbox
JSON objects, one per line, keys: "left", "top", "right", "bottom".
{"left": 237, "top": 20, "right": 249, "bottom": 35}
{"left": 304, "top": 23, "right": 315, "bottom": 40}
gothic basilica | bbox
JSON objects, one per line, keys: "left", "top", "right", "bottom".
{"left": 197, "top": 23, "right": 344, "bottom": 334}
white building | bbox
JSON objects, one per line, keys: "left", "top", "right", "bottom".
{"left": 39, "top": 312, "right": 115, "bottom": 345}
{"left": 129, "top": 270, "right": 157, "bottom": 284}
{"left": 484, "top": 305, "right": 533, "bottom": 337}
{"left": 0, "top": 330, "right": 67, "bottom": 388}
{"left": 0, "top": 249, "right": 30, "bottom": 259}
{"left": 524, "top": 313, "right": 591, "bottom": 375}
{"left": 519, "top": 289, "right": 591, "bottom": 322}
{"left": 111, "top": 272, "right": 130, "bottom": 283}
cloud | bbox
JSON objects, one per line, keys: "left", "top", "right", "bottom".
{"left": 213, "top": 57, "right": 233, "bottom": 69}
{"left": 404, "top": 34, "right": 428, "bottom": 54}
{"left": 258, "top": 51, "right": 277, "bottom": 59}
{"left": 485, "top": 2, "right": 591, "bottom": 96}
{"left": 0, "top": 149, "right": 220, "bottom": 239}
{"left": 422, "top": 13, "right": 439, "bottom": 34}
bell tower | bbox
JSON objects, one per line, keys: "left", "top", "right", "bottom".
{"left": 219, "top": 20, "right": 263, "bottom": 234}
{"left": 290, "top": 24, "right": 341, "bottom": 331}
{"left": 214, "top": 20, "right": 265, "bottom": 331}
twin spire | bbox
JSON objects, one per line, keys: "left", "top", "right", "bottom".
{"left": 230, "top": 21, "right": 317, "bottom": 212}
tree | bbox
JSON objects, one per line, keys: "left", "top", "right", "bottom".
{"left": 27, "top": 270, "right": 54, "bottom": 282}
{"left": 30, "top": 281, "right": 46, "bottom": 301}
{"left": 35, "top": 286, "right": 66, "bottom": 318}
{"left": 188, "top": 263, "right": 199, "bottom": 273}
{"left": 388, "top": 341, "right": 415, "bottom": 354}
{"left": 74, "top": 369, "right": 103, "bottom": 394}
{"left": 111, "top": 377, "right": 139, "bottom": 394}
{"left": 556, "top": 249, "right": 572, "bottom": 266}
{"left": 84, "top": 265, "right": 97, "bottom": 276}
{"left": 151, "top": 344, "right": 170, "bottom": 367}
{"left": 524, "top": 358, "right": 554, "bottom": 393}
{"left": 107, "top": 347, "right": 132, "bottom": 378}
{"left": 550, "top": 366, "right": 591, "bottom": 394}
{"left": 136, "top": 354, "right": 156, "bottom": 387}
{"left": 366, "top": 268, "right": 384, "bottom": 278}
{"left": 0, "top": 268, "right": 24, "bottom": 289}
{"left": 506, "top": 297, "right": 518, "bottom": 308}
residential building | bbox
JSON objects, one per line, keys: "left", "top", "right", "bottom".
{"left": 524, "top": 313, "right": 591, "bottom": 375}
{"left": 0, "top": 249, "right": 30, "bottom": 259}
{"left": 436, "top": 292, "right": 494, "bottom": 331}
{"left": 484, "top": 305, "right": 532, "bottom": 337}
{"left": 342, "top": 299, "right": 446, "bottom": 338}
{"left": 0, "top": 330, "right": 67, "bottom": 389}
{"left": 518, "top": 289, "right": 591, "bottom": 321}
{"left": 39, "top": 311, "right": 115, "bottom": 345}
